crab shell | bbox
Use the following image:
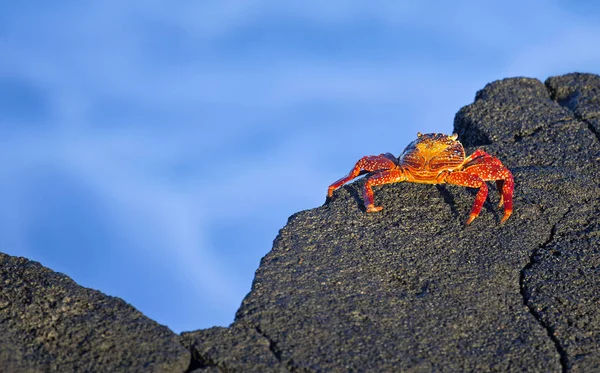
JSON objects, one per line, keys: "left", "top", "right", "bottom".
{"left": 399, "top": 132, "right": 465, "bottom": 184}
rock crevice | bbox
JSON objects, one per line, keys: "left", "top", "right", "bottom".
{"left": 520, "top": 211, "right": 569, "bottom": 373}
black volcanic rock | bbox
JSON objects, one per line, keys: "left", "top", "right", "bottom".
{"left": 0, "top": 253, "right": 190, "bottom": 372}
{"left": 1, "top": 73, "right": 599, "bottom": 372}
{"left": 184, "top": 73, "right": 600, "bottom": 372}
{"left": 181, "top": 323, "right": 282, "bottom": 372}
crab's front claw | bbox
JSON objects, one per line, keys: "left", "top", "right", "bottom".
{"left": 366, "top": 204, "right": 383, "bottom": 213}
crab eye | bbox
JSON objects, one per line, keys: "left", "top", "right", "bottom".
{"left": 448, "top": 133, "right": 458, "bottom": 141}
{"left": 417, "top": 132, "right": 422, "bottom": 137}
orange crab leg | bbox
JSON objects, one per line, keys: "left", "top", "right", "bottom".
{"left": 463, "top": 149, "right": 505, "bottom": 168}
{"left": 499, "top": 179, "right": 514, "bottom": 223}
{"left": 456, "top": 164, "right": 514, "bottom": 223}
{"left": 445, "top": 171, "right": 488, "bottom": 225}
{"left": 463, "top": 149, "right": 488, "bottom": 164}
{"left": 328, "top": 153, "right": 398, "bottom": 197}
{"left": 363, "top": 169, "right": 407, "bottom": 212}
{"left": 497, "top": 174, "right": 514, "bottom": 223}
{"left": 463, "top": 151, "right": 511, "bottom": 211}
{"left": 496, "top": 180, "right": 505, "bottom": 207}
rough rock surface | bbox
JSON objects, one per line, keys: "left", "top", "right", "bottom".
{"left": 1, "top": 73, "right": 599, "bottom": 372}
{"left": 0, "top": 253, "right": 190, "bottom": 372}
{"left": 184, "top": 73, "right": 600, "bottom": 372}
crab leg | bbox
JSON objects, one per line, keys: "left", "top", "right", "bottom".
{"left": 464, "top": 164, "right": 513, "bottom": 223}
{"left": 497, "top": 174, "right": 514, "bottom": 223}
{"left": 496, "top": 180, "right": 505, "bottom": 207}
{"left": 445, "top": 171, "right": 488, "bottom": 225}
{"left": 464, "top": 152, "right": 512, "bottom": 214}
{"left": 454, "top": 164, "right": 514, "bottom": 224}
{"left": 327, "top": 153, "right": 398, "bottom": 197}
{"left": 363, "top": 169, "right": 407, "bottom": 212}
{"left": 463, "top": 149, "right": 505, "bottom": 167}
{"left": 463, "top": 149, "right": 488, "bottom": 164}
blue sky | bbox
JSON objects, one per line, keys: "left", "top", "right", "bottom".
{"left": 1, "top": 1, "right": 600, "bottom": 333}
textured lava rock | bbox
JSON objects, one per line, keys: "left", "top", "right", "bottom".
{"left": 181, "top": 323, "right": 283, "bottom": 372}
{"left": 184, "top": 73, "right": 600, "bottom": 372}
{"left": 0, "top": 253, "right": 190, "bottom": 373}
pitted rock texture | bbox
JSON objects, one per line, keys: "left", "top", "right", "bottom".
{"left": 184, "top": 73, "right": 600, "bottom": 372}
{"left": 181, "top": 323, "right": 283, "bottom": 372}
{"left": 0, "top": 253, "right": 190, "bottom": 373}
{"left": 1, "top": 73, "right": 599, "bottom": 372}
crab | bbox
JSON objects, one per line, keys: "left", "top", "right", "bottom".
{"left": 327, "top": 132, "right": 514, "bottom": 225}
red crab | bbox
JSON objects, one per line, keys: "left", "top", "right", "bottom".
{"left": 327, "top": 132, "right": 514, "bottom": 225}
